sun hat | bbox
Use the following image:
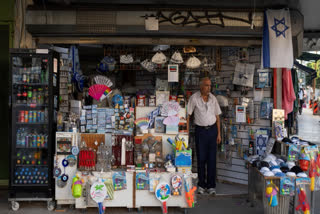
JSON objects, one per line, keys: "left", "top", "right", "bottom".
{"left": 263, "top": 171, "right": 275, "bottom": 177}
{"left": 186, "top": 56, "right": 201, "bottom": 69}
{"left": 152, "top": 51, "right": 167, "bottom": 64}
{"left": 120, "top": 54, "right": 134, "bottom": 64}
{"left": 170, "top": 51, "right": 184, "bottom": 64}
{"left": 297, "top": 172, "right": 308, "bottom": 178}
{"left": 286, "top": 172, "right": 296, "bottom": 177}
{"left": 141, "top": 59, "right": 156, "bottom": 72}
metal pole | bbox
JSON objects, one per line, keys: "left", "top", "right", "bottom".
{"left": 311, "top": 191, "right": 315, "bottom": 214}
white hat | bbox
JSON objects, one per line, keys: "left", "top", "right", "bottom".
{"left": 286, "top": 161, "right": 295, "bottom": 170}
{"left": 152, "top": 51, "right": 167, "bottom": 64}
{"left": 120, "top": 54, "right": 134, "bottom": 64}
{"left": 286, "top": 172, "right": 296, "bottom": 177}
{"left": 260, "top": 167, "right": 270, "bottom": 173}
{"left": 297, "top": 172, "right": 308, "bottom": 178}
{"left": 263, "top": 171, "right": 275, "bottom": 177}
{"left": 170, "top": 51, "right": 184, "bottom": 64}
{"left": 141, "top": 59, "right": 156, "bottom": 72}
{"left": 272, "top": 168, "right": 282, "bottom": 173}
{"left": 186, "top": 56, "right": 201, "bottom": 69}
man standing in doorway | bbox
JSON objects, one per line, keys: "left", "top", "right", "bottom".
{"left": 187, "top": 77, "right": 222, "bottom": 195}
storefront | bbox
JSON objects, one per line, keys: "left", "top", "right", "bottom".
{"left": 9, "top": 2, "right": 320, "bottom": 213}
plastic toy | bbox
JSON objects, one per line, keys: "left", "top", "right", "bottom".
{"left": 72, "top": 173, "right": 83, "bottom": 198}
{"left": 171, "top": 175, "right": 182, "bottom": 196}
{"left": 309, "top": 155, "right": 320, "bottom": 192}
{"left": 155, "top": 182, "right": 171, "bottom": 214}
{"left": 184, "top": 177, "right": 196, "bottom": 208}
{"left": 295, "top": 187, "right": 310, "bottom": 214}
{"left": 90, "top": 181, "right": 107, "bottom": 214}
{"left": 265, "top": 181, "right": 278, "bottom": 207}
{"left": 299, "top": 152, "right": 310, "bottom": 172}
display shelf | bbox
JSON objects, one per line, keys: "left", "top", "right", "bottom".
{"left": 16, "top": 122, "right": 48, "bottom": 125}
{"left": 14, "top": 83, "right": 48, "bottom": 86}
{"left": 15, "top": 164, "right": 48, "bottom": 167}
{"left": 16, "top": 147, "right": 47, "bottom": 149}
{"left": 12, "top": 184, "right": 49, "bottom": 187}
{"left": 13, "top": 104, "right": 48, "bottom": 108}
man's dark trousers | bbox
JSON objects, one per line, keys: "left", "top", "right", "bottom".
{"left": 195, "top": 123, "right": 218, "bottom": 189}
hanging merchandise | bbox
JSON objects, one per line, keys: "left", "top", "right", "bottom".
{"left": 258, "top": 71, "right": 270, "bottom": 88}
{"left": 183, "top": 175, "right": 196, "bottom": 208}
{"left": 304, "top": 145, "right": 319, "bottom": 191}
{"left": 94, "top": 75, "right": 113, "bottom": 88}
{"left": 88, "top": 85, "right": 112, "bottom": 102}
{"left": 299, "top": 150, "right": 310, "bottom": 172}
{"left": 183, "top": 46, "right": 196, "bottom": 53}
{"left": 72, "top": 173, "right": 83, "bottom": 198}
{"left": 97, "top": 56, "right": 116, "bottom": 73}
{"left": 280, "top": 177, "right": 295, "bottom": 196}
{"left": 53, "top": 156, "right": 62, "bottom": 178}
{"left": 186, "top": 56, "right": 201, "bottom": 69}
{"left": 61, "top": 158, "right": 69, "bottom": 183}
{"left": 260, "top": 98, "right": 272, "bottom": 119}
{"left": 78, "top": 143, "right": 96, "bottom": 171}
{"left": 168, "top": 64, "right": 179, "bottom": 82}
{"left": 104, "top": 178, "right": 114, "bottom": 200}
{"left": 141, "top": 59, "right": 156, "bottom": 72}
{"left": 171, "top": 175, "right": 182, "bottom": 196}
{"left": 136, "top": 172, "right": 149, "bottom": 190}
{"left": 232, "top": 62, "right": 255, "bottom": 88}
{"left": 66, "top": 155, "right": 77, "bottom": 167}
{"left": 90, "top": 180, "right": 107, "bottom": 214}
{"left": 265, "top": 180, "right": 279, "bottom": 207}
{"left": 235, "top": 105, "right": 246, "bottom": 123}
{"left": 265, "top": 138, "right": 276, "bottom": 155}
{"left": 288, "top": 144, "right": 300, "bottom": 161}
{"left": 149, "top": 174, "right": 160, "bottom": 192}
{"left": 152, "top": 51, "right": 167, "bottom": 65}
{"left": 295, "top": 177, "right": 311, "bottom": 214}
{"left": 155, "top": 182, "right": 171, "bottom": 214}
{"left": 255, "top": 134, "right": 268, "bottom": 156}
{"left": 170, "top": 51, "right": 184, "bottom": 64}
{"left": 120, "top": 54, "right": 134, "bottom": 64}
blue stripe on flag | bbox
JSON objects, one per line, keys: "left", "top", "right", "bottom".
{"left": 263, "top": 11, "right": 270, "bottom": 68}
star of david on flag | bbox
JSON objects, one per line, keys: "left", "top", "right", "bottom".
{"left": 271, "top": 17, "right": 289, "bottom": 38}
{"left": 262, "top": 9, "right": 293, "bottom": 68}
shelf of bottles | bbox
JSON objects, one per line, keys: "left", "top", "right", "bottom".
{"left": 11, "top": 56, "right": 50, "bottom": 186}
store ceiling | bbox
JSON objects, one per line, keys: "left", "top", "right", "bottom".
{"left": 31, "top": 0, "right": 299, "bottom": 10}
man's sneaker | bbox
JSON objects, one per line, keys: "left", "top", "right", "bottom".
{"left": 198, "top": 186, "right": 206, "bottom": 194}
{"left": 207, "top": 188, "right": 216, "bottom": 195}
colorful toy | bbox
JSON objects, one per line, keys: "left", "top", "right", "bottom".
{"left": 299, "top": 151, "right": 310, "bottom": 172}
{"left": 280, "top": 177, "right": 295, "bottom": 196}
{"left": 90, "top": 181, "right": 107, "bottom": 214}
{"left": 72, "top": 173, "right": 83, "bottom": 198}
{"left": 265, "top": 181, "right": 279, "bottom": 207}
{"left": 112, "top": 172, "right": 126, "bottom": 191}
{"left": 88, "top": 84, "right": 112, "bottom": 101}
{"left": 134, "top": 117, "right": 150, "bottom": 130}
{"left": 171, "top": 175, "right": 182, "bottom": 196}
{"left": 309, "top": 154, "right": 320, "bottom": 192}
{"left": 155, "top": 182, "right": 171, "bottom": 214}
{"left": 184, "top": 177, "right": 196, "bottom": 208}
{"left": 295, "top": 187, "right": 310, "bottom": 214}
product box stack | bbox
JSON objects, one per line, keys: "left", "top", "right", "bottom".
{"left": 80, "top": 105, "right": 98, "bottom": 133}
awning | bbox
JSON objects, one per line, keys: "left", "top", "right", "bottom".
{"left": 294, "top": 60, "right": 317, "bottom": 79}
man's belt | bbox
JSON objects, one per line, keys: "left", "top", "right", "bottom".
{"left": 196, "top": 123, "right": 216, "bottom": 130}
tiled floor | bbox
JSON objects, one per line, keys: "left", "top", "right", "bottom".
{"left": 297, "top": 108, "right": 320, "bottom": 144}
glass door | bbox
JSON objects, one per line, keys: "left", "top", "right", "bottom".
{"left": 11, "top": 55, "right": 50, "bottom": 186}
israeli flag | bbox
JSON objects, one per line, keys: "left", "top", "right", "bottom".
{"left": 262, "top": 9, "right": 293, "bottom": 68}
